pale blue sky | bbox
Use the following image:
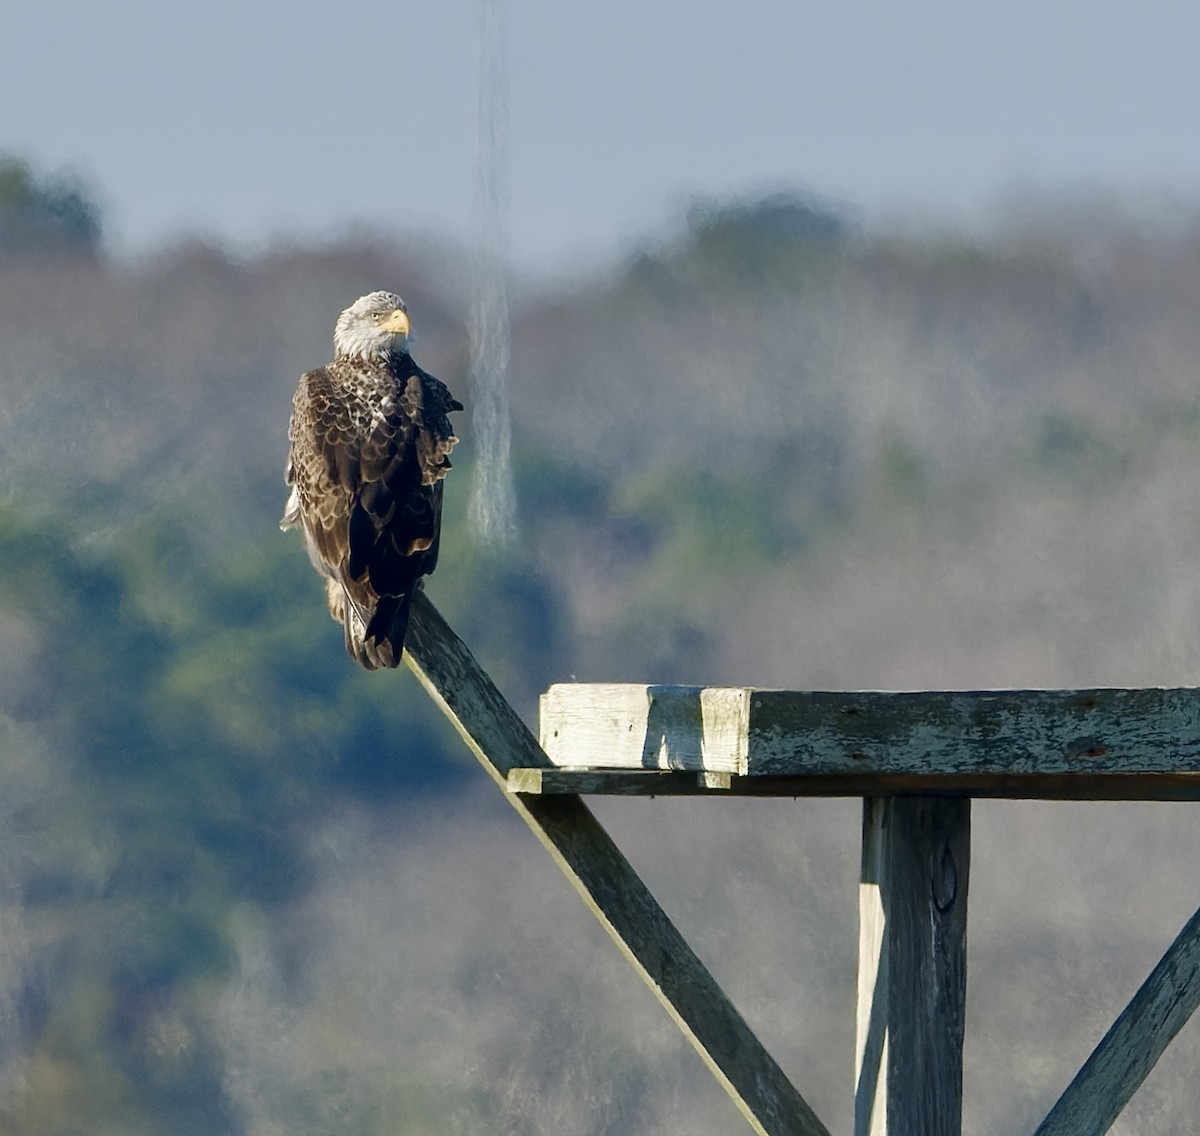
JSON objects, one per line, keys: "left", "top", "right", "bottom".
{"left": 4, "top": 0, "right": 1200, "bottom": 271}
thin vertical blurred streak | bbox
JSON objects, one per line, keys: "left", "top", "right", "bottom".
{"left": 468, "top": 0, "right": 518, "bottom": 549}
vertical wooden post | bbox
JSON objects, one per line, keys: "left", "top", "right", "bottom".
{"left": 856, "top": 797, "right": 971, "bottom": 1136}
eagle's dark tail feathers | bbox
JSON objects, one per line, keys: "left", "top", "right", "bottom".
{"left": 352, "top": 589, "right": 416, "bottom": 670}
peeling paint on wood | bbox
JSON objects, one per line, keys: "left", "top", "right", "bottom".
{"left": 539, "top": 684, "right": 1200, "bottom": 779}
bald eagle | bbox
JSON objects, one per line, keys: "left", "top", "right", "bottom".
{"left": 282, "top": 291, "right": 462, "bottom": 669}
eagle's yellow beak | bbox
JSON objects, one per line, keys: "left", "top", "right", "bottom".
{"left": 382, "top": 308, "right": 411, "bottom": 335}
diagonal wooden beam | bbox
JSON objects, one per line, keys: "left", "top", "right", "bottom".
{"left": 404, "top": 590, "right": 832, "bottom": 1136}
{"left": 1033, "top": 902, "right": 1200, "bottom": 1136}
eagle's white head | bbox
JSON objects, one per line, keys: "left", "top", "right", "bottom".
{"left": 333, "top": 291, "right": 412, "bottom": 362}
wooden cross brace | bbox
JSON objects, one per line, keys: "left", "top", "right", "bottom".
{"left": 404, "top": 592, "right": 1200, "bottom": 1136}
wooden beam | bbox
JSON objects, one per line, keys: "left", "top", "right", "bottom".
{"left": 403, "top": 591, "right": 832, "bottom": 1136}
{"left": 507, "top": 768, "right": 737, "bottom": 796}
{"left": 541, "top": 683, "right": 750, "bottom": 772}
{"left": 539, "top": 684, "right": 1200, "bottom": 783}
{"left": 1033, "top": 902, "right": 1200, "bottom": 1136}
{"left": 856, "top": 798, "right": 970, "bottom": 1136}
{"left": 507, "top": 767, "right": 1200, "bottom": 801}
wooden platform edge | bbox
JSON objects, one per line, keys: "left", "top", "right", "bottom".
{"left": 403, "top": 591, "right": 832, "bottom": 1136}
{"left": 1032, "top": 900, "right": 1200, "bottom": 1136}
{"left": 508, "top": 767, "right": 1200, "bottom": 801}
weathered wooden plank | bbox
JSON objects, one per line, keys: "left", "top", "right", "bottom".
{"left": 507, "top": 767, "right": 1200, "bottom": 801}
{"left": 404, "top": 592, "right": 831, "bottom": 1136}
{"left": 856, "top": 804, "right": 888, "bottom": 1136}
{"left": 539, "top": 684, "right": 1200, "bottom": 779}
{"left": 856, "top": 798, "right": 971, "bottom": 1136}
{"left": 540, "top": 683, "right": 750, "bottom": 772}
{"left": 1033, "top": 902, "right": 1200, "bottom": 1136}
{"left": 747, "top": 688, "right": 1200, "bottom": 777}
{"left": 507, "top": 768, "right": 734, "bottom": 795}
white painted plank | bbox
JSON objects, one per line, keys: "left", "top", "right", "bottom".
{"left": 540, "top": 683, "right": 749, "bottom": 772}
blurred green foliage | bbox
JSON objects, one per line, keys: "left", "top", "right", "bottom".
{"left": 4, "top": 177, "right": 1200, "bottom": 1134}
{"left": 0, "top": 481, "right": 477, "bottom": 1133}
{"left": 0, "top": 155, "right": 101, "bottom": 256}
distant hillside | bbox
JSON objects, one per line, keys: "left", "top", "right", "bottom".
{"left": 4, "top": 187, "right": 1200, "bottom": 1135}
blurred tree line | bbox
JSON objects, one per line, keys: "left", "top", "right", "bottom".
{"left": 0, "top": 155, "right": 101, "bottom": 257}
{"left": 4, "top": 152, "right": 1200, "bottom": 1133}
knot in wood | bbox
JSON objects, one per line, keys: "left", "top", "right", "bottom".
{"left": 931, "top": 843, "right": 959, "bottom": 912}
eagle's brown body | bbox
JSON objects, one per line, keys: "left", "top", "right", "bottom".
{"left": 282, "top": 292, "right": 461, "bottom": 669}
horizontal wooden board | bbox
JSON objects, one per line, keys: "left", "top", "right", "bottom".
{"left": 508, "top": 767, "right": 1200, "bottom": 800}
{"left": 538, "top": 684, "right": 1200, "bottom": 780}
{"left": 540, "top": 684, "right": 750, "bottom": 773}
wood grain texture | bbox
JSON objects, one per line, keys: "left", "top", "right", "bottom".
{"left": 404, "top": 592, "right": 831, "bottom": 1136}
{"left": 540, "top": 684, "right": 1200, "bottom": 780}
{"left": 1033, "top": 902, "right": 1200, "bottom": 1136}
{"left": 856, "top": 798, "right": 970, "bottom": 1136}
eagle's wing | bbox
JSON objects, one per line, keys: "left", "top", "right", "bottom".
{"left": 282, "top": 366, "right": 360, "bottom": 585}
{"left": 399, "top": 365, "right": 462, "bottom": 577}
{"left": 284, "top": 361, "right": 458, "bottom": 668}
